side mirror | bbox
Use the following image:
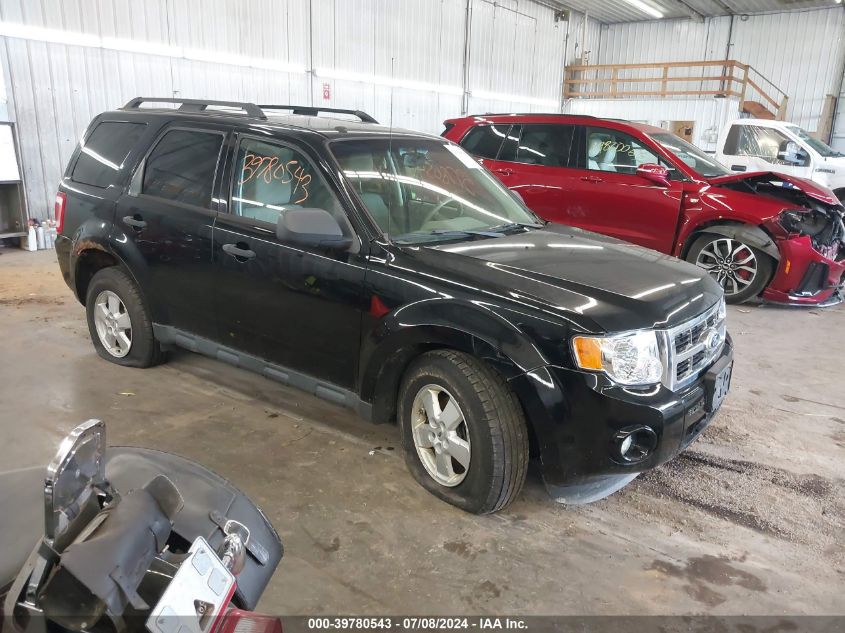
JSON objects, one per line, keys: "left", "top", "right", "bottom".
{"left": 45, "top": 419, "right": 108, "bottom": 546}
{"left": 637, "top": 163, "right": 671, "bottom": 187}
{"left": 276, "top": 208, "right": 352, "bottom": 250}
{"left": 778, "top": 141, "right": 807, "bottom": 166}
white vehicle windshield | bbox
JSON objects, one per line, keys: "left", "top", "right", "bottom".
{"left": 785, "top": 125, "right": 844, "bottom": 158}
{"left": 649, "top": 133, "right": 732, "bottom": 178}
{"left": 330, "top": 139, "right": 542, "bottom": 243}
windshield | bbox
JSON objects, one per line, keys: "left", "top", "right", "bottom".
{"left": 785, "top": 125, "right": 844, "bottom": 158}
{"left": 649, "top": 133, "right": 732, "bottom": 178}
{"left": 330, "top": 138, "right": 541, "bottom": 243}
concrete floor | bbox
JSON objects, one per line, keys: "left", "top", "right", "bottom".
{"left": 0, "top": 247, "right": 843, "bottom": 615}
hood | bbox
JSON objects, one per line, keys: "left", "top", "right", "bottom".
{"left": 412, "top": 225, "right": 723, "bottom": 333}
{"left": 708, "top": 171, "right": 839, "bottom": 205}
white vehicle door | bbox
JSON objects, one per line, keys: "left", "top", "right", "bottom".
{"left": 719, "top": 123, "right": 811, "bottom": 177}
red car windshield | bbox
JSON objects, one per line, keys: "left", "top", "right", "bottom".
{"left": 650, "top": 133, "right": 732, "bottom": 179}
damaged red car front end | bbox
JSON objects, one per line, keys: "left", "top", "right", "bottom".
{"left": 707, "top": 172, "right": 845, "bottom": 305}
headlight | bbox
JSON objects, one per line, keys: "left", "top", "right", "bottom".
{"left": 572, "top": 330, "right": 663, "bottom": 386}
{"left": 717, "top": 295, "right": 727, "bottom": 321}
{"left": 778, "top": 209, "right": 806, "bottom": 234}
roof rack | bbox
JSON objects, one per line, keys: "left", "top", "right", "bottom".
{"left": 258, "top": 105, "right": 379, "bottom": 124}
{"left": 468, "top": 112, "right": 596, "bottom": 119}
{"left": 121, "top": 97, "right": 267, "bottom": 120}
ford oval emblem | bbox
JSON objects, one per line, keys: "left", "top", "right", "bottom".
{"left": 700, "top": 327, "right": 722, "bottom": 352}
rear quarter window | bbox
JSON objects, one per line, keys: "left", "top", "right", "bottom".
{"left": 71, "top": 121, "right": 147, "bottom": 188}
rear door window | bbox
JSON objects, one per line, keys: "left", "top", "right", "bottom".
{"left": 142, "top": 129, "right": 224, "bottom": 207}
{"left": 498, "top": 124, "right": 575, "bottom": 167}
{"left": 71, "top": 121, "right": 147, "bottom": 188}
{"left": 459, "top": 124, "right": 510, "bottom": 160}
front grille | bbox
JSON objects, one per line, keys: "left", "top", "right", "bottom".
{"left": 663, "top": 301, "right": 726, "bottom": 389}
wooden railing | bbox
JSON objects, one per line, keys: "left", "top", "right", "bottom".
{"left": 563, "top": 60, "right": 788, "bottom": 120}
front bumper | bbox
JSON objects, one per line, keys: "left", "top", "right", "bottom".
{"left": 762, "top": 234, "right": 845, "bottom": 306}
{"left": 509, "top": 334, "right": 733, "bottom": 490}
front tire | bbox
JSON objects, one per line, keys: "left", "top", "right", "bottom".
{"left": 398, "top": 350, "right": 528, "bottom": 514}
{"left": 686, "top": 234, "right": 772, "bottom": 304}
{"left": 85, "top": 267, "right": 165, "bottom": 368}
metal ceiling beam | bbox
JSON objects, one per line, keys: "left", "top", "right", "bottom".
{"left": 710, "top": 0, "right": 736, "bottom": 15}
{"left": 674, "top": 0, "right": 705, "bottom": 21}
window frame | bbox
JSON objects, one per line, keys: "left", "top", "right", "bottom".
{"left": 129, "top": 124, "right": 228, "bottom": 212}
{"left": 69, "top": 119, "right": 149, "bottom": 190}
{"left": 224, "top": 133, "right": 356, "bottom": 238}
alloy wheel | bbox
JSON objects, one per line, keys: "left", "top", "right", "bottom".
{"left": 93, "top": 290, "right": 132, "bottom": 358}
{"left": 695, "top": 237, "right": 758, "bottom": 296}
{"left": 411, "top": 384, "right": 471, "bottom": 487}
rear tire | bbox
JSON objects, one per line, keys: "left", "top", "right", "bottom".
{"left": 398, "top": 350, "right": 528, "bottom": 514}
{"left": 85, "top": 267, "right": 165, "bottom": 368}
{"left": 686, "top": 234, "right": 772, "bottom": 304}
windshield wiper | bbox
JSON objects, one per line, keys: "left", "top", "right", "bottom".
{"left": 488, "top": 221, "right": 545, "bottom": 233}
{"left": 394, "top": 229, "right": 507, "bottom": 244}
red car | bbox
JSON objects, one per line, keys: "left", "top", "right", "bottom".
{"left": 443, "top": 114, "right": 845, "bottom": 305}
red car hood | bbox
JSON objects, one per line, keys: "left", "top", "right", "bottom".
{"left": 708, "top": 171, "right": 839, "bottom": 205}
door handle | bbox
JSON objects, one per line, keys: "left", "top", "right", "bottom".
{"left": 731, "top": 165, "right": 747, "bottom": 172}
{"left": 222, "top": 242, "right": 256, "bottom": 262}
{"left": 122, "top": 215, "right": 147, "bottom": 229}
{"left": 494, "top": 168, "right": 513, "bottom": 177}
{"left": 580, "top": 175, "right": 603, "bottom": 183}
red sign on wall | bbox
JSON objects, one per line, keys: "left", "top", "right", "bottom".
{"left": 322, "top": 82, "right": 331, "bottom": 100}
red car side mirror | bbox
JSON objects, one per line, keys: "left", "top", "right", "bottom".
{"left": 637, "top": 163, "right": 671, "bottom": 187}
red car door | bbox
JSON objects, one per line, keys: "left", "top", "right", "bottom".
{"left": 563, "top": 125, "right": 684, "bottom": 254}
{"left": 483, "top": 123, "right": 581, "bottom": 223}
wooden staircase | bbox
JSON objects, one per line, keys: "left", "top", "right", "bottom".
{"left": 564, "top": 60, "right": 789, "bottom": 121}
{"left": 741, "top": 100, "right": 776, "bottom": 119}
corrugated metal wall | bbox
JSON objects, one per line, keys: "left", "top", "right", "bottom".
{"left": 593, "top": 7, "right": 845, "bottom": 132}
{"left": 1, "top": 0, "right": 841, "bottom": 219}
{"left": 0, "top": 0, "right": 601, "bottom": 220}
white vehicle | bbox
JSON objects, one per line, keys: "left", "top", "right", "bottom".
{"left": 715, "top": 118, "right": 845, "bottom": 202}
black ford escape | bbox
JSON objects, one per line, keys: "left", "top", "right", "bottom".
{"left": 55, "top": 98, "right": 733, "bottom": 514}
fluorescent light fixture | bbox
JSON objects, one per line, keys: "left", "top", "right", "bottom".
{"left": 0, "top": 21, "right": 560, "bottom": 108}
{"left": 315, "top": 67, "right": 463, "bottom": 96}
{"left": 621, "top": 0, "right": 664, "bottom": 19}
{"left": 0, "top": 22, "right": 305, "bottom": 74}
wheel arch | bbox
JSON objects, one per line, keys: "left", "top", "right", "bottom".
{"left": 359, "top": 295, "right": 552, "bottom": 427}
{"left": 362, "top": 323, "right": 529, "bottom": 425}
{"left": 73, "top": 246, "right": 121, "bottom": 305}
{"left": 680, "top": 220, "right": 781, "bottom": 262}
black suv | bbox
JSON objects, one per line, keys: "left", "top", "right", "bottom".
{"left": 55, "top": 98, "right": 733, "bottom": 514}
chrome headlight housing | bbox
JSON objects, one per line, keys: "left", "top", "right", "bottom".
{"left": 572, "top": 330, "right": 663, "bottom": 386}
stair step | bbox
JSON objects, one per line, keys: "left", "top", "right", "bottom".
{"left": 741, "top": 100, "right": 776, "bottom": 119}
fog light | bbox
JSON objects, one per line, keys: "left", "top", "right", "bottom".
{"left": 613, "top": 425, "right": 658, "bottom": 464}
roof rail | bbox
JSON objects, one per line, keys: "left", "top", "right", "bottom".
{"left": 467, "top": 112, "right": 594, "bottom": 119}
{"left": 121, "top": 97, "right": 267, "bottom": 120}
{"left": 258, "top": 105, "right": 379, "bottom": 124}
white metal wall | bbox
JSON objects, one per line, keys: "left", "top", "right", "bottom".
{"left": 593, "top": 7, "right": 845, "bottom": 132}
{"left": 0, "top": 0, "right": 601, "bottom": 220}
{"left": 567, "top": 98, "right": 734, "bottom": 151}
